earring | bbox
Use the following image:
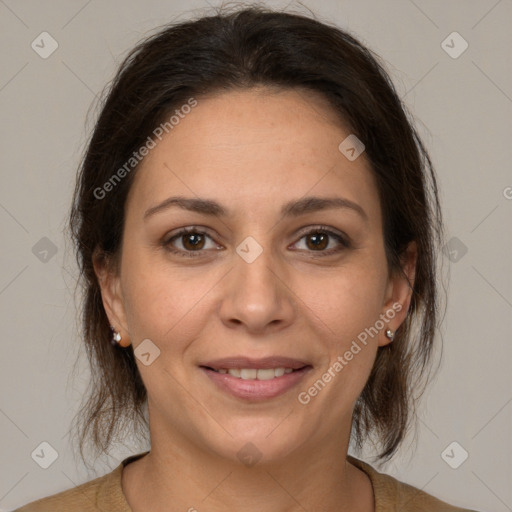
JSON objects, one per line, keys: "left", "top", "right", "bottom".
{"left": 110, "top": 326, "right": 122, "bottom": 347}
{"left": 385, "top": 329, "right": 395, "bottom": 341}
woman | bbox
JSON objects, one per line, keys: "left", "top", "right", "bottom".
{"left": 15, "top": 5, "right": 479, "bottom": 511}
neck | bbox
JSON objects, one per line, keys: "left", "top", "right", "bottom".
{"left": 122, "top": 433, "right": 374, "bottom": 512}
{"left": 122, "top": 406, "right": 375, "bottom": 512}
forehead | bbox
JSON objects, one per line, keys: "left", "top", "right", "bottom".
{"left": 125, "top": 87, "right": 380, "bottom": 224}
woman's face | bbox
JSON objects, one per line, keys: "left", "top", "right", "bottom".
{"left": 97, "top": 87, "right": 414, "bottom": 465}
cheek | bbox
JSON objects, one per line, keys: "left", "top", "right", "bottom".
{"left": 120, "top": 243, "right": 217, "bottom": 343}
{"left": 295, "top": 275, "right": 384, "bottom": 417}
{"left": 297, "top": 258, "right": 387, "bottom": 340}
{"left": 295, "top": 256, "right": 387, "bottom": 391}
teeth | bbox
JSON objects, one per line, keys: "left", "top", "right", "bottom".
{"left": 240, "top": 369, "right": 257, "bottom": 380}
{"left": 216, "top": 367, "right": 296, "bottom": 380}
{"left": 255, "top": 369, "right": 275, "bottom": 381}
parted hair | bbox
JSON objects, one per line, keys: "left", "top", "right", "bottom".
{"left": 68, "top": 3, "right": 444, "bottom": 467}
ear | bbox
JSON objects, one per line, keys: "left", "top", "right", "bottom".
{"left": 92, "top": 247, "right": 131, "bottom": 347}
{"left": 378, "top": 241, "right": 417, "bottom": 347}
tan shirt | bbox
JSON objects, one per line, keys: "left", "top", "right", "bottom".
{"left": 14, "top": 451, "right": 478, "bottom": 511}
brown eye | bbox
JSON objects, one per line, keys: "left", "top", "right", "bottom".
{"left": 181, "top": 232, "right": 206, "bottom": 251}
{"left": 293, "top": 226, "right": 350, "bottom": 255}
{"left": 163, "top": 227, "right": 218, "bottom": 258}
{"left": 163, "top": 225, "right": 349, "bottom": 259}
{"left": 305, "top": 232, "right": 329, "bottom": 251}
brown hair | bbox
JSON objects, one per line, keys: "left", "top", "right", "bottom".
{"left": 68, "top": 3, "right": 444, "bottom": 467}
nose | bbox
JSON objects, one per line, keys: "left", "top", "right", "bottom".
{"left": 218, "top": 242, "right": 296, "bottom": 334}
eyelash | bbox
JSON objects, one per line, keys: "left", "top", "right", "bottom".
{"left": 162, "top": 225, "right": 350, "bottom": 259}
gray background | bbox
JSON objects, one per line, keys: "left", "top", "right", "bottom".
{"left": 1, "top": 1, "right": 511, "bottom": 511}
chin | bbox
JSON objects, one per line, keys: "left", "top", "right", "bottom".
{"left": 204, "top": 415, "right": 310, "bottom": 467}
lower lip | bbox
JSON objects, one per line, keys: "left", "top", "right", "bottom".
{"left": 201, "top": 366, "right": 312, "bottom": 401}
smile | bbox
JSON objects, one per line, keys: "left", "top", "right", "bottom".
{"left": 209, "top": 367, "right": 295, "bottom": 379}
{"left": 200, "top": 364, "right": 312, "bottom": 401}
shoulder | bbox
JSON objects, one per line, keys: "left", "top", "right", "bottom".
{"left": 347, "top": 455, "right": 481, "bottom": 512}
{"left": 12, "top": 461, "right": 127, "bottom": 512}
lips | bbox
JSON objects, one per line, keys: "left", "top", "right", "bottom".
{"left": 199, "top": 356, "right": 312, "bottom": 401}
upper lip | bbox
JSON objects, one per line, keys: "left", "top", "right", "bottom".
{"left": 200, "top": 356, "right": 310, "bottom": 370}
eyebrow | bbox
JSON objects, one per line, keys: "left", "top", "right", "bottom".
{"left": 143, "top": 195, "right": 368, "bottom": 222}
